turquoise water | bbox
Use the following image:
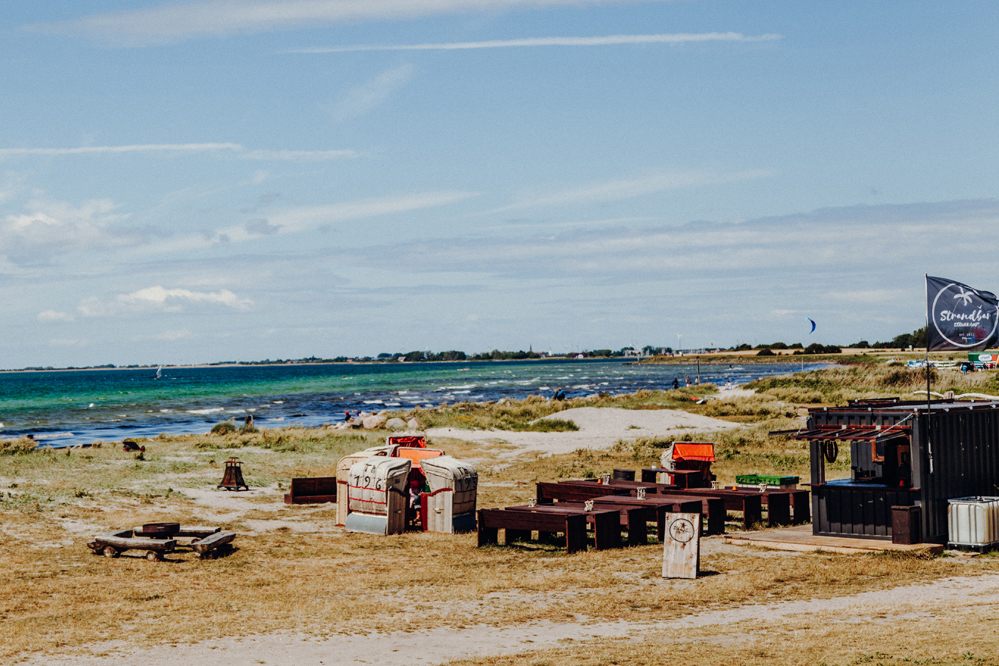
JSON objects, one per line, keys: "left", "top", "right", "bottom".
{"left": 0, "top": 359, "right": 814, "bottom": 447}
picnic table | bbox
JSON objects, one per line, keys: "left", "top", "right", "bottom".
{"left": 587, "top": 494, "right": 723, "bottom": 537}
{"left": 506, "top": 503, "right": 646, "bottom": 547}
{"left": 647, "top": 485, "right": 809, "bottom": 526}
{"left": 540, "top": 480, "right": 728, "bottom": 533}
{"left": 477, "top": 506, "right": 620, "bottom": 553}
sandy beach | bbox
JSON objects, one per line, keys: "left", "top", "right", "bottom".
{"left": 428, "top": 405, "right": 741, "bottom": 455}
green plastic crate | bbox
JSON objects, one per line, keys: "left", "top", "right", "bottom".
{"left": 735, "top": 474, "right": 799, "bottom": 486}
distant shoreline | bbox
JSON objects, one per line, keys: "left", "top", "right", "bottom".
{"left": 0, "top": 356, "right": 616, "bottom": 376}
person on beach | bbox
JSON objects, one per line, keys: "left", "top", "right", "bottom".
{"left": 671, "top": 378, "right": 680, "bottom": 390}
{"left": 552, "top": 388, "right": 566, "bottom": 401}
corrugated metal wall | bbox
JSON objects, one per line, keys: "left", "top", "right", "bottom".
{"left": 918, "top": 405, "right": 999, "bottom": 543}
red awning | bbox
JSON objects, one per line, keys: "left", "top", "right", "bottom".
{"left": 673, "top": 442, "right": 715, "bottom": 462}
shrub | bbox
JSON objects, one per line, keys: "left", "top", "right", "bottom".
{"left": 211, "top": 421, "right": 237, "bottom": 436}
{"left": 0, "top": 437, "right": 38, "bottom": 455}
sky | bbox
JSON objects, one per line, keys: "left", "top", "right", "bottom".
{"left": 1, "top": 1, "right": 998, "bottom": 367}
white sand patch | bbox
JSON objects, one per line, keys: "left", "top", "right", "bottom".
{"left": 427, "top": 407, "right": 738, "bottom": 455}
{"left": 25, "top": 574, "right": 999, "bottom": 666}
{"left": 242, "top": 519, "right": 325, "bottom": 534}
{"left": 173, "top": 487, "right": 284, "bottom": 512}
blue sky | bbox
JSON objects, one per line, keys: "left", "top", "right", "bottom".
{"left": 1, "top": 1, "right": 997, "bottom": 367}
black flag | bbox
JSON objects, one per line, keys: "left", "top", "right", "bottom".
{"left": 926, "top": 275, "right": 999, "bottom": 351}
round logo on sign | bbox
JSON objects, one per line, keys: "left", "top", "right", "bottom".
{"left": 931, "top": 282, "right": 999, "bottom": 348}
{"left": 669, "top": 517, "right": 695, "bottom": 543}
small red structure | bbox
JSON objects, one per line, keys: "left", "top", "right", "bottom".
{"left": 661, "top": 442, "right": 716, "bottom": 488}
{"left": 388, "top": 435, "right": 426, "bottom": 448}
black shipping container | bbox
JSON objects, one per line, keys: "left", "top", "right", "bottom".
{"left": 786, "top": 400, "right": 999, "bottom": 543}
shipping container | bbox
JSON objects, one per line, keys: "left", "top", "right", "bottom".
{"left": 777, "top": 399, "right": 999, "bottom": 543}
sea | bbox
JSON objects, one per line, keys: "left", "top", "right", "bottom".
{"left": 0, "top": 359, "right": 819, "bottom": 448}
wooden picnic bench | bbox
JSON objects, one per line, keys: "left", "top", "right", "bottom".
{"left": 506, "top": 504, "right": 646, "bottom": 547}
{"left": 591, "top": 494, "right": 724, "bottom": 537}
{"left": 284, "top": 477, "right": 338, "bottom": 505}
{"left": 535, "top": 480, "right": 647, "bottom": 504}
{"left": 540, "top": 480, "right": 726, "bottom": 534}
{"left": 478, "top": 507, "right": 618, "bottom": 553}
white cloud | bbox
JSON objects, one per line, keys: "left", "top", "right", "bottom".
{"left": 289, "top": 32, "right": 780, "bottom": 53}
{"left": 1, "top": 198, "right": 144, "bottom": 255}
{"left": 37, "top": 310, "right": 76, "bottom": 323}
{"left": 350, "top": 199, "right": 999, "bottom": 283}
{"left": 25, "top": 0, "right": 673, "bottom": 46}
{"left": 329, "top": 64, "right": 415, "bottom": 122}
{"left": 0, "top": 143, "right": 360, "bottom": 161}
{"left": 491, "top": 168, "right": 770, "bottom": 212}
{"left": 209, "top": 189, "right": 477, "bottom": 243}
{"left": 78, "top": 286, "right": 253, "bottom": 317}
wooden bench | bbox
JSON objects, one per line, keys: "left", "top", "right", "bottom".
{"left": 538, "top": 481, "right": 725, "bottom": 535}
{"left": 596, "top": 494, "right": 724, "bottom": 537}
{"left": 191, "top": 531, "right": 237, "bottom": 559}
{"left": 535, "top": 480, "right": 643, "bottom": 504}
{"left": 478, "top": 508, "right": 614, "bottom": 553}
{"left": 284, "top": 477, "right": 338, "bottom": 505}
{"left": 507, "top": 504, "right": 645, "bottom": 548}
{"left": 650, "top": 486, "right": 791, "bottom": 528}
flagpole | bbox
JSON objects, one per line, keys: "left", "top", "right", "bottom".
{"left": 925, "top": 273, "right": 933, "bottom": 474}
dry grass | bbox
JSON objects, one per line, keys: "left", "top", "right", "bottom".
{"left": 748, "top": 363, "right": 999, "bottom": 405}
{"left": 406, "top": 388, "right": 718, "bottom": 431}
{"left": 1, "top": 386, "right": 995, "bottom": 662}
{"left": 440, "top": 604, "right": 999, "bottom": 666}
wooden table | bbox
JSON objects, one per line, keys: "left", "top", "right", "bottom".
{"left": 505, "top": 504, "right": 643, "bottom": 548}
{"left": 539, "top": 481, "right": 725, "bottom": 534}
{"left": 646, "top": 486, "right": 798, "bottom": 527}
{"left": 477, "top": 507, "right": 618, "bottom": 553}
{"left": 585, "top": 495, "right": 710, "bottom": 539}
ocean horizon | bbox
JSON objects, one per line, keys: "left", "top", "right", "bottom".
{"left": 0, "top": 358, "right": 819, "bottom": 448}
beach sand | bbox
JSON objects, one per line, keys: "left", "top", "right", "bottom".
{"left": 25, "top": 572, "right": 999, "bottom": 666}
{"left": 426, "top": 405, "right": 740, "bottom": 456}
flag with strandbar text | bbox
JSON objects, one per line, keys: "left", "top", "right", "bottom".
{"left": 926, "top": 275, "right": 999, "bottom": 351}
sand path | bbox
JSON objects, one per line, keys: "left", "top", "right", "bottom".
{"left": 427, "top": 406, "right": 739, "bottom": 455}
{"left": 29, "top": 573, "right": 999, "bottom": 665}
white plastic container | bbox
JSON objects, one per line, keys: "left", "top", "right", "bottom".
{"left": 947, "top": 496, "right": 999, "bottom": 548}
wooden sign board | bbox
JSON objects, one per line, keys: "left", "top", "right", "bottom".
{"left": 662, "top": 512, "right": 701, "bottom": 579}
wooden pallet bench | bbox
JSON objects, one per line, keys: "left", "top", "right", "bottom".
{"left": 506, "top": 504, "right": 645, "bottom": 548}
{"left": 587, "top": 495, "right": 720, "bottom": 538}
{"left": 478, "top": 507, "right": 617, "bottom": 553}
{"left": 539, "top": 481, "right": 725, "bottom": 535}
{"left": 651, "top": 486, "right": 805, "bottom": 527}
{"left": 284, "top": 477, "right": 337, "bottom": 505}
